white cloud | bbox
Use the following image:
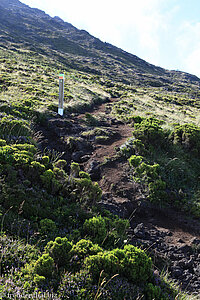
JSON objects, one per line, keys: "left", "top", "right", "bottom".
{"left": 185, "top": 48, "right": 200, "bottom": 78}
{"left": 176, "top": 21, "right": 200, "bottom": 77}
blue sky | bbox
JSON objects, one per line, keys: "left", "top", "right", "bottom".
{"left": 21, "top": 0, "right": 200, "bottom": 78}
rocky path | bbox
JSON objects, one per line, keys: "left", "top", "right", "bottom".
{"left": 80, "top": 99, "right": 200, "bottom": 297}
{"left": 37, "top": 98, "right": 200, "bottom": 297}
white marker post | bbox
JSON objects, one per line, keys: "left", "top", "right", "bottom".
{"left": 58, "top": 73, "right": 64, "bottom": 116}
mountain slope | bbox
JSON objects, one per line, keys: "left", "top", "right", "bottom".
{"left": 1, "top": 0, "right": 200, "bottom": 90}
{"left": 0, "top": 0, "right": 200, "bottom": 299}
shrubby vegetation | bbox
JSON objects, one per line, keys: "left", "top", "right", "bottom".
{"left": 0, "top": 43, "right": 199, "bottom": 299}
{"left": 118, "top": 115, "right": 200, "bottom": 215}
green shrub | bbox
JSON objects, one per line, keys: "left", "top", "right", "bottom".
{"left": 119, "top": 138, "right": 145, "bottom": 158}
{"left": 33, "top": 274, "right": 46, "bottom": 287}
{"left": 129, "top": 155, "right": 159, "bottom": 180}
{"left": 79, "top": 171, "right": 91, "bottom": 180}
{"left": 40, "top": 169, "right": 54, "bottom": 185}
{"left": 137, "top": 162, "right": 159, "bottom": 179}
{"left": 0, "top": 146, "right": 15, "bottom": 164}
{"left": 39, "top": 218, "right": 57, "bottom": 235}
{"left": 70, "top": 239, "right": 103, "bottom": 271}
{"left": 45, "top": 237, "right": 72, "bottom": 268}
{"left": 0, "top": 117, "right": 31, "bottom": 138}
{"left": 132, "top": 139, "right": 145, "bottom": 154}
{"left": 171, "top": 123, "right": 200, "bottom": 154}
{"left": 128, "top": 154, "right": 167, "bottom": 204}
{"left": 120, "top": 245, "right": 152, "bottom": 283}
{"left": 85, "top": 252, "right": 119, "bottom": 281}
{"left": 70, "top": 162, "right": 80, "bottom": 177}
{"left": 53, "top": 167, "right": 66, "bottom": 180}
{"left": 0, "top": 144, "right": 36, "bottom": 167}
{"left": 133, "top": 117, "right": 166, "bottom": 146}
{"left": 41, "top": 155, "right": 50, "bottom": 166}
{"left": 128, "top": 115, "right": 144, "bottom": 124}
{"left": 148, "top": 179, "right": 167, "bottom": 203}
{"left": 102, "top": 216, "right": 129, "bottom": 249}
{"left": 84, "top": 113, "right": 99, "bottom": 126}
{"left": 72, "top": 239, "right": 103, "bottom": 259}
{"left": 85, "top": 244, "right": 152, "bottom": 283}
{"left": 145, "top": 283, "right": 162, "bottom": 300}
{"left": 0, "top": 147, "right": 26, "bottom": 165}
{"left": 34, "top": 253, "right": 54, "bottom": 278}
{"left": 54, "top": 159, "right": 67, "bottom": 169}
{"left": 40, "top": 169, "right": 61, "bottom": 193}
{"left": 128, "top": 155, "right": 143, "bottom": 168}
{"left": 13, "top": 151, "right": 33, "bottom": 165}
{"left": 14, "top": 144, "right": 36, "bottom": 154}
{"left": 82, "top": 214, "right": 129, "bottom": 249}
{"left": 29, "top": 161, "right": 45, "bottom": 179}
{"left": 73, "top": 177, "right": 102, "bottom": 204}
{"left": 0, "top": 139, "right": 6, "bottom": 146}
{"left": 83, "top": 216, "right": 107, "bottom": 244}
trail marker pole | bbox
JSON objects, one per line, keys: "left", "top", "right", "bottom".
{"left": 58, "top": 73, "right": 64, "bottom": 116}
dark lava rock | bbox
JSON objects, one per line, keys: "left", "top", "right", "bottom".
{"left": 134, "top": 223, "right": 149, "bottom": 239}
{"left": 191, "top": 238, "right": 200, "bottom": 245}
{"left": 171, "top": 267, "right": 183, "bottom": 278}
{"left": 80, "top": 155, "right": 91, "bottom": 162}
{"left": 72, "top": 152, "right": 91, "bottom": 163}
{"left": 86, "top": 160, "right": 101, "bottom": 181}
{"left": 72, "top": 151, "right": 85, "bottom": 163}
{"left": 179, "top": 245, "right": 192, "bottom": 254}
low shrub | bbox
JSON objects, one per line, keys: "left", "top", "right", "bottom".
{"left": 45, "top": 237, "right": 72, "bottom": 268}
{"left": 83, "top": 216, "right": 107, "bottom": 244}
{"left": 72, "top": 177, "right": 102, "bottom": 204}
{"left": 148, "top": 179, "right": 167, "bottom": 203}
{"left": 83, "top": 215, "right": 129, "bottom": 248}
{"left": 145, "top": 283, "right": 162, "bottom": 300}
{"left": 171, "top": 123, "right": 200, "bottom": 154}
{"left": 85, "top": 252, "right": 119, "bottom": 281}
{"left": 119, "top": 244, "right": 152, "bottom": 283}
{"left": 128, "top": 155, "right": 143, "bottom": 168}
{"left": 33, "top": 253, "right": 54, "bottom": 278}
{"left": 128, "top": 154, "right": 167, "bottom": 203}
{"left": 85, "top": 244, "right": 152, "bottom": 283}
{"left": 119, "top": 138, "right": 145, "bottom": 158}
{"left": 40, "top": 169, "right": 61, "bottom": 193}
{"left": 0, "top": 144, "right": 35, "bottom": 166}
{"left": 0, "top": 116, "right": 31, "bottom": 139}
{"left": 79, "top": 171, "right": 91, "bottom": 180}
{"left": 133, "top": 117, "right": 166, "bottom": 147}
{"left": 39, "top": 218, "right": 57, "bottom": 235}
{"left": 72, "top": 239, "right": 103, "bottom": 259}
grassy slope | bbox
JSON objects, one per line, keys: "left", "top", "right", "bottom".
{"left": 0, "top": 44, "right": 199, "bottom": 299}
{"left": 0, "top": 1, "right": 200, "bottom": 298}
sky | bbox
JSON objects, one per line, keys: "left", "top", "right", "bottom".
{"left": 20, "top": 0, "right": 200, "bottom": 78}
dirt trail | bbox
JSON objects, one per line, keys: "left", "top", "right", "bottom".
{"left": 77, "top": 98, "right": 200, "bottom": 295}
{"left": 79, "top": 100, "right": 134, "bottom": 197}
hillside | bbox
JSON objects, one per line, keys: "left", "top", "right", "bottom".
{"left": 0, "top": 0, "right": 200, "bottom": 299}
